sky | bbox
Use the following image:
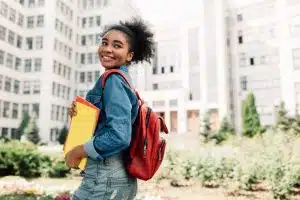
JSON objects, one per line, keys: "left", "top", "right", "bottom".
{"left": 132, "top": 0, "right": 202, "bottom": 25}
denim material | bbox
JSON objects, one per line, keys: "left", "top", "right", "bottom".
{"left": 72, "top": 154, "right": 137, "bottom": 200}
{"left": 83, "top": 65, "right": 139, "bottom": 160}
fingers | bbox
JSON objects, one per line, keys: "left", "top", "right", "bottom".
{"left": 68, "top": 101, "right": 77, "bottom": 117}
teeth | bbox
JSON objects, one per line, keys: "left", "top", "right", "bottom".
{"left": 103, "top": 56, "right": 113, "bottom": 60}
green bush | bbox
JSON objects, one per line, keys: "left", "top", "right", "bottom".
{"left": 0, "top": 140, "right": 69, "bottom": 178}
{"left": 0, "top": 193, "right": 54, "bottom": 200}
{"left": 155, "top": 130, "right": 300, "bottom": 199}
{"left": 49, "top": 160, "right": 70, "bottom": 178}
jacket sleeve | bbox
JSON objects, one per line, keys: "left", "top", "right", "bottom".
{"left": 83, "top": 74, "right": 133, "bottom": 160}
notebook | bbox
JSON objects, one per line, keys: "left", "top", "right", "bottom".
{"left": 63, "top": 96, "right": 100, "bottom": 170}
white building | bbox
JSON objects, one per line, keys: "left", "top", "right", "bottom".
{"left": 1, "top": 0, "right": 300, "bottom": 141}
{"left": 132, "top": 0, "right": 300, "bottom": 134}
{"left": 0, "top": 0, "right": 137, "bottom": 142}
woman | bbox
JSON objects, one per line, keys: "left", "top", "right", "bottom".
{"left": 66, "top": 18, "right": 155, "bottom": 199}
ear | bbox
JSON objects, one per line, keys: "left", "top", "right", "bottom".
{"left": 126, "top": 52, "right": 134, "bottom": 62}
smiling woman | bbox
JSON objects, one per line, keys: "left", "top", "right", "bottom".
{"left": 67, "top": 17, "right": 155, "bottom": 200}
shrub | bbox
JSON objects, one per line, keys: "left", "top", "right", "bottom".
{"left": 0, "top": 140, "right": 64, "bottom": 178}
{"left": 49, "top": 160, "right": 70, "bottom": 178}
{"left": 57, "top": 126, "right": 68, "bottom": 145}
{"left": 242, "top": 92, "right": 261, "bottom": 137}
{"left": 155, "top": 130, "right": 300, "bottom": 199}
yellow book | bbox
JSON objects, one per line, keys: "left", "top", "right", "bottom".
{"left": 63, "top": 96, "right": 100, "bottom": 170}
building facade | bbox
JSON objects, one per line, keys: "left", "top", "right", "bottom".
{"left": 0, "top": 0, "right": 137, "bottom": 142}
{"left": 132, "top": 0, "right": 300, "bottom": 134}
{"left": 1, "top": 0, "right": 300, "bottom": 141}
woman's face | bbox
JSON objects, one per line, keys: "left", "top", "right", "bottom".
{"left": 98, "top": 30, "right": 134, "bottom": 69}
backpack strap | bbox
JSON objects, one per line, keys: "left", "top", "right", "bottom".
{"left": 101, "top": 69, "right": 143, "bottom": 103}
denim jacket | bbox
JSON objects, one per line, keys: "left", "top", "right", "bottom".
{"left": 83, "top": 65, "right": 139, "bottom": 160}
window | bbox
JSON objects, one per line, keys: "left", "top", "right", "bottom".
{"left": 96, "top": 16, "right": 101, "bottom": 26}
{"left": 189, "top": 92, "right": 193, "bottom": 100}
{"left": 6, "top": 53, "right": 13, "bottom": 68}
{"left": 33, "top": 80, "right": 40, "bottom": 94}
{"left": 0, "top": 25, "right": 6, "bottom": 40}
{"left": 17, "top": 13, "right": 24, "bottom": 27}
{"left": 27, "top": 16, "right": 34, "bottom": 28}
{"left": 67, "top": 68, "right": 71, "bottom": 80}
{"left": 14, "top": 80, "right": 20, "bottom": 94}
{"left": 239, "top": 52, "right": 246, "bottom": 67}
{"left": 152, "top": 67, "right": 157, "bottom": 74}
{"left": 36, "top": 36, "right": 43, "bottom": 49}
{"left": 22, "top": 104, "right": 29, "bottom": 114}
{"left": 23, "top": 81, "right": 30, "bottom": 94}
{"left": 0, "top": 75, "right": 2, "bottom": 90}
{"left": 12, "top": 103, "right": 18, "bottom": 119}
{"left": 240, "top": 76, "right": 247, "bottom": 91}
{"left": 9, "top": 8, "right": 16, "bottom": 22}
{"left": 87, "top": 72, "right": 93, "bottom": 82}
{"left": 3, "top": 101, "right": 10, "bottom": 118}
{"left": 82, "top": 18, "right": 86, "bottom": 28}
{"left": 153, "top": 83, "right": 158, "bottom": 90}
{"left": 81, "top": 53, "right": 85, "bottom": 64}
{"left": 32, "top": 103, "right": 39, "bottom": 118}
{"left": 52, "top": 82, "right": 56, "bottom": 95}
{"left": 1, "top": 128, "right": 8, "bottom": 137}
{"left": 237, "top": 14, "right": 243, "bottom": 22}
{"left": 4, "top": 77, "right": 11, "bottom": 92}
{"left": 292, "top": 48, "right": 300, "bottom": 69}
{"left": 34, "top": 58, "right": 42, "bottom": 72}
{"left": 17, "top": 35, "right": 22, "bottom": 48}
{"left": 95, "top": 33, "right": 101, "bottom": 44}
{"left": 250, "top": 57, "right": 255, "bottom": 66}
{"left": 0, "top": 2, "right": 8, "bottom": 17}
{"left": 8, "top": 31, "right": 15, "bottom": 45}
{"left": 80, "top": 72, "right": 85, "bottom": 83}
{"left": 26, "top": 37, "right": 33, "bottom": 50}
{"left": 24, "top": 59, "right": 32, "bottom": 72}
{"left": 81, "top": 35, "right": 86, "bottom": 46}
{"left": 37, "top": 15, "right": 44, "bottom": 27}
{"left": 89, "top": 16, "right": 93, "bottom": 27}
{"left": 95, "top": 71, "right": 100, "bottom": 80}
{"left": 15, "top": 57, "right": 21, "bottom": 71}
{"left": 170, "top": 65, "right": 174, "bottom": 73}
{"left": 238, "top": 30, "right": 243, "bottom": 44}
{"left": 88, "top": 53, "right": 93, "bottom": 64}
{"left": 0, "top": 50, "right": 4, "bottom": 64}
{"left": 161, "top": 67, "right": 165, "bottom": 74}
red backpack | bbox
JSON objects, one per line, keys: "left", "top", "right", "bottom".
{"left": 102, "top": 69, "right": 169, "bottom": 181}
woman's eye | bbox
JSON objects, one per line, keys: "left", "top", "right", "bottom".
{"left": 114, "top": 44, "right": 121, "bottom": 48}
{"left": 101, "top": 41, "right": 107, "bottom": 45}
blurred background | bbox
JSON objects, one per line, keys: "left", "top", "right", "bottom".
{"left": 1, "top": 0, "right": 300, "bottom": 199}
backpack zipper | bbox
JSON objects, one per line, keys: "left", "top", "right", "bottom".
{"left": 145, "top": 107, "right": 151, "bottom": 127}
{"left": 143, "top": 138, "right": 148, "bottom": 158}
{"left": 158, "top": 139, "right": 165, "bottom": 161}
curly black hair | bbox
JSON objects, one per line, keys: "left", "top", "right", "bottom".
{"left": 102, "top": 17, "right": 155, "bottom": 64}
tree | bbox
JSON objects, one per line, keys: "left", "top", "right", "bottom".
{"left": 24, "top": 117, "right": 40, "bottom": 144}
{"left": 16, "top": 111, "right": 30, "bottom": 139}
{"left": 210, "top": 117, "right": 235, "bottom": 144}
{"left": 58, "top": 125, "right": 69, "bottom": 145}
{"left": 275, "top": 102, "right": 292, "bottom": 132}
{"left": 199, "top": 111, "right": 212, "bottom": 142}
{"left": 242, "top": 92, "right": 261, "bottom": 137}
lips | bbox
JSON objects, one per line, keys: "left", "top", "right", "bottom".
{"left": 101, "top": 55, "right": 115, "bottom": 62}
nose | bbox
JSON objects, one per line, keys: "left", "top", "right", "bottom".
{"left": 102, "top": 44, "right": 112, "bottom": 53}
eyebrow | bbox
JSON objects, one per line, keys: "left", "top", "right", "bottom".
{"left": 102, "top": 37, "right": 124, "bottom": 45}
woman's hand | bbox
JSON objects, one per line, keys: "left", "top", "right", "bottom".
{"left": 65, "top": 145, "right": 87, "bottom": 168}
{"left": 68, "top": 101, "right": 77, "bottom": 118}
